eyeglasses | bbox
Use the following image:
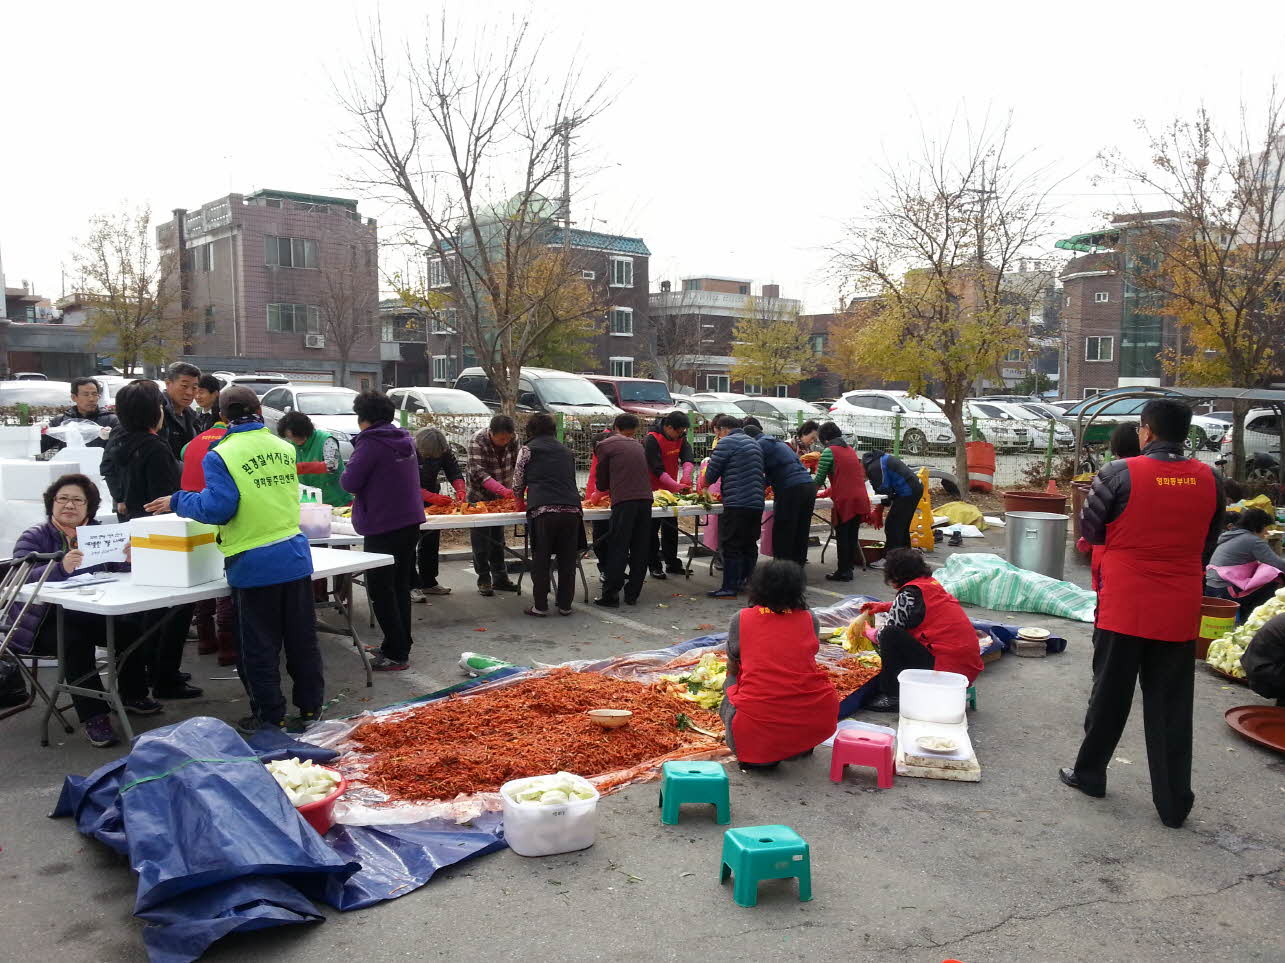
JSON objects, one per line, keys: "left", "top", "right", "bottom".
{"left": 54, "top": 496, "right": 87, "bottom": 507}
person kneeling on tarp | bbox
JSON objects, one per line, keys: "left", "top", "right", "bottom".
{"left": 859, "top": 548, "right": 983, "bottom": 713}
{"left": 719, "top": 559, "right": 838, "bottom": 770}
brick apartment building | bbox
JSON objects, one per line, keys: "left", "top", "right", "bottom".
{"left": 382, "top": 228, "right": 650, "bottom": 387}
{"left": 648, "top": 277, "right": 803, "bottom": 395}
{"left": 156, "top": 189, "right": 381, "bottom": 388}
{"left": 1056, "top": 212, "right": 1182, "bottom": 399}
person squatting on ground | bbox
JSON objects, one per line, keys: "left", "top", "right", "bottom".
{"left": 147, "top": 386, "right": 324, "bottom": 734}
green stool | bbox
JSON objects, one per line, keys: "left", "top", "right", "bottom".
{"left": 720, "top": 825, "right": 812, "bottom": 907}
{"left": 966, "top": 685, "right": 977, "bottom": 711}
{"left": 659, "top": 760, "right": 730, "bottom": 825}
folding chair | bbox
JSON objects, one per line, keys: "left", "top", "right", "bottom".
{"left": 0, "top": 553, "right": 76, "bottom": 735}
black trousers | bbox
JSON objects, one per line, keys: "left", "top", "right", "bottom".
{"left": 603, "top": 500, "right": 651, "bottom": 601}
{"left": 364, "top": 523, "right": 421, "bottom": 662}
{"left": 416, "top": 529, "right": 442, "bottom": 588}
{"left": 877, "top": 625, "right": 935, "bottom": 697}
{"left": 232, "top": 577, "right": 324, "bottom": 725}
{"left": 650, "top": 517, "right": 681, "bottom": 570}
{"left": 469, "top": 525, "right": 507, "bottom": 582}
{"left": 719, "top": 508, "right": 762, "bottom": 568}
{"left": 883, "top": 496, "right": 916, "bottom": 551}
{"left": 771, "top": 483, "right": 816, "bottom": 567}
{"left": 530, "top": 512, "right": 580, "bottom": 612}
{"left": 32, "top": 611, "right": 147, "bottom": 721}
{"left": 145, "top": 603, "right": 194, "bottom": 690}
{"left": 833, "top": 517, "right": 860, "bottom": 575}
{"left": 1073, "top": 628, "right": 1195, "bottom": 826}
{"left": 591, "top": 520, "right": 610, "bottom": 564}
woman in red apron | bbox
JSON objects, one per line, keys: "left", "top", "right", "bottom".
{"left": 813, "top": 422, "right": 871, "bottom": 581}
{"left": 719, "top": 559, "right": 839, "bottom": 768}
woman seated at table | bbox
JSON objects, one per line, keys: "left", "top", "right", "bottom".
{"left": 3, "top": 474, "right": 155, "bottom": 747}
{"left": 719, "top": 559, "right": 838, "bottom": 770}
{"left": 860, "top": 548, "right": 983, "bottom": 712}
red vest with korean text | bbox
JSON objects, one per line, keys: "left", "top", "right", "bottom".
{"left": 648, "top": 430, "right": 683, "bottom": 491}
{"left": 827, "top": 444, "right": 871, "bottom": 524}
{"left": 903, "top": 576, "right": 984, "bottom": 683}
{"left": 1097, "top": 455, "right": 1217, "bottom": 641}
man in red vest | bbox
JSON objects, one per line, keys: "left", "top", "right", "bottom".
{"left": 1062, "top": 399, "right": 1223, "bottom": 828}
{"left": 643, "top": 412, "right": 696, "bottom": 580}
{"left": 180, "top": 397, "right": 236, "bottom": 666}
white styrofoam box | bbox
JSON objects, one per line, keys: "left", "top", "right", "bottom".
{"left": 500, "top": 773, "right": 600, "bottom": 857}
{"left": 0, "top": 426, "right": 40, "bottom": 459}
{"left": 0, "top": 459, "right": 76, "bottom": 501}
{"left": 51, "top": 445, "right": 105, "bottom": 475}
{"left": 129, "top": 515, "right": 224, "bottom": 587}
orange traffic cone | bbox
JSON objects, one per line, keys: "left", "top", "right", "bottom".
{"left": 1045, "top": 478, "right": 1059, "bottom": 495}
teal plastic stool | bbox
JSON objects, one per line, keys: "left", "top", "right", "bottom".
{"left": 719, "top": 825, "right": 812, "bottom": 907}
{"left": 658, "top": 760, "right": 730, "bottom": 825}
{"left": 966, "top": 685, "right": 977, "bottom": 711}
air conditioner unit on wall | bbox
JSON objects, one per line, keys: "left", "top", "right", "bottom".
{"left": 304, "top": 334, "right": 325, "bottom": 349}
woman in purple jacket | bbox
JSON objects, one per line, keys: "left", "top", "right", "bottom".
{"left": 4, "top": 474, "right": 155, "bottom": 747}
{"left": 340, "top": 391, "right": 425, "bottom": 671}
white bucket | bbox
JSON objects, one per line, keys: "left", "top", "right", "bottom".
{"left": 501, "top": 773, "right": 600, "bottom": 857}
{"left": 898, "top": 669, "right": 968, "bottom": 725}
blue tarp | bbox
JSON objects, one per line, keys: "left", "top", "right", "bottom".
{"left": 52, "top": 717, "right": 505, "bottom": 963}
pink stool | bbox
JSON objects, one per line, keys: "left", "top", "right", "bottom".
{"left": 829, "top": 730, "right": 895, "bottom": 788}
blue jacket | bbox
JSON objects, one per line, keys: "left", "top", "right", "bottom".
{"left": 171, "top": 421, "right": 313, "bottom": 590}
{"left": 757, "top": 434, "right": 812, "bottom": 492}
{"left": 705, "top": 429, "right": 765, "bottom": 510}
{"left": 862, "top": 452, "right": 922, "bottom": 500}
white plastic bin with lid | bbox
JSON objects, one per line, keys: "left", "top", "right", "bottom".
{"left": 0, "top": 458, "right": 72, "bottom": 500}
{"left": 898, "top": 669, "right": 968, "bottom": 725}
{"left": 501, "top": 773, "right": 600, "bottom": 857}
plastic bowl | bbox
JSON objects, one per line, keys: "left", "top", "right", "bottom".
{"left": 586, "top": 709, "right": 633, "bottom": 729}
{"left": 295, "top": 768, "right": 348, "bottom": 835}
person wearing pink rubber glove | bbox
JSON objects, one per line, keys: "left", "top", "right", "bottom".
{"left": 465, "top": 414, "right": 520, "bottom": 595}
{"left": 643, "top": 411, "right": 696, "bottom": 579}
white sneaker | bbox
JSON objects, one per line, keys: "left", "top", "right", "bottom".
{"left": 868, "top": 559, "right": 886, "bottom": 570}
{"left": 409, "top": 588, "right": 428, "bottom": 603}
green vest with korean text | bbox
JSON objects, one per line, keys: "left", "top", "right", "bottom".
{"left": 210, "top": 427, "right": 302, "bottom": 557}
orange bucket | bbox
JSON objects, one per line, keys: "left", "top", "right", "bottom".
{"left": 1196, "top": 597, "right": 1239, "bottom": 660}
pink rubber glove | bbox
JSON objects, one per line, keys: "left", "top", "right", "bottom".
{"left": 679, "top": 463, "right": 694, "bottom": 487}
{"left": 452, "top": 480, "right": 467, "bottom": 501}
{"left": 860, "top": 601, "right": 893, "bottom": 615}
{"left": 657, "top": 472, "right": 682, "bottom": 493}
{"left": 817, "top": 487, "right": 832, "bottom": 499}
{"left": 482, "top": 477, "right": 511, "bottom": 497}
{"left": 514, "top": 497, "right": 527, "bottom": 512}
{"left": 425, "top": 491, "right": 453, "bottom": 507}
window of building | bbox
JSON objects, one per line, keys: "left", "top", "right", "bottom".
{"left": 682, "top": 279, "right": 702, "bottom": 292}
{"left": 609, "top": 307, "right": 633, "bottom": 336}
{"left": 706, "top": 374, "right": 730, "bottom": 392}
{"left": 1065, "top": 295, "right": 1071, "bottom": 307}
{"left": 192, "top": 243, "right": 213, "bottom": 272}
{"left": 775, "top": 385, "right": 788, "bottom": 397}
{"left": 432, "top": 309, "right": 457, "bottom": 334}
{"left": 1094, "top": 291, "right": 1110, "bottom": 303}
{"left": 203, "top": 305, "right": 215, "bottom": 335}
{"left": 743, "top": 379, "right": 762, "bottom": 395}
{"left": 432, "top": 356, "right": 449, "bottom": 382}
{"left": 581, "top": 270, "right": 596, "bottom": 280}
{"left": 738, "top": 284, "right": 750, "bottom": 295}
{"left": 610, "top": 357, "right": 634, "bottom": 377}
{"left": 1083, "top": 387, "right": 1106, "bottom": 399}
{"left": 810, "top": 334, "right": 826, "bottom": 355}
{"left": 1004, "top": 348, "right": 1023, "bottom": 362}
{"left": 1085, "top": 336, "right": 1114, "bottom": 362}
{"left": 265, "top": 236, "right": 319, "bottom": 269}
{"left": 267, "top": 303, "right": 321, "bottom": 334}
{"left": 609, "top": 257, "right": 634, "bottom": 288}
{"left": 428, "top": 256, "right": 453, "bottom": 288}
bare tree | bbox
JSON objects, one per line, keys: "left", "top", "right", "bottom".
{"left": 831, "top": 115, "right": 1059, "bottom": 483}
{"left": 70, "top": 207, "right": 186, "bottom": 375}
{"left": 318, "top": 253, "right": 378, "bottom": 389}
{"left": 1101, "top": 92, "right": 1285, "bottom": 478}
{"left": 646, "top": 287, "right": 713, "bottom": 388}
{"left": 339, "top": 15, "right": 610, "bottom": 413}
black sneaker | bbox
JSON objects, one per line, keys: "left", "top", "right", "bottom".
{"left": 592, "top": 595, "right": 620, "bottom": 609}
{"left": 236, "top": 715, "right": 284, "bottom": 735}
{"left": 491, "top": 578, "right": 521, "bottom": 593}
{"left": 864, "top": 693, "right": 899, "bottom": 713}
{"left": 477, "top": 579, "right": 494, "bottom": 597}
{"left": 665, "top": 561, "right": 687, "bottom": 576}
{"left": 649, "top": 568, "right": 667, "bottom": 580}
{"left": 825, "top": 571, "right": 854, "bottom": 582}
{"left": 123, "top": 696, "right": 164, "bottom": 716}
{"left": 285, "top": 710, "right": 321, "bottom": 734}
{"left": 153, "top": 683, "right": 204, "bottom": 699}
{"left": 370, "top": 653, "right": 409, "bottom": 671}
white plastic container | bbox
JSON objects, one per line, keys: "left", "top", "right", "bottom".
{"left": 299, "top": 502, "right": 332, "bottom": 539}
{"left": 898, "top": 669, "right": 968, "bottom": 725}
{"left": 0, "top": 458, "right": 73, "bottom": 500}
{"left": 51, "top": 445, "right": 104, "bottom": 476}
{"left": 129, "top": 515, "right": 224, "bottom": 587}
{"left": 501, "top": 773, "right": 600, "bottom": 857}
{"left": 0, "top": 426, "right": 40, "bottom": 460}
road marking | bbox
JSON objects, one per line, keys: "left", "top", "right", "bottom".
{"left": 592, "top": 610, "right": 669, "bottom": 636}
{"left": 808, "top": 587, "right": 848, "bottom": 599}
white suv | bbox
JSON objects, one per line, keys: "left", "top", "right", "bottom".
{"left": 828, "top": 390, "right": 955, "bottom": 455}
{"left": 1220, "top": 408, "right": 1281, "bottom": 458}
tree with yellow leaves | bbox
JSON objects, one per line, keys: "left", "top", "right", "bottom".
{"left": 730, "top": 294, "right": 815, "bottom": 392}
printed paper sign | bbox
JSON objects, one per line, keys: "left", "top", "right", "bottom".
{"left": 76, "top": 523, "right": 131, "bottom": 567}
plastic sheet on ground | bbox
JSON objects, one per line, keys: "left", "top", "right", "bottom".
{"left": 53, "top": 717, "right": 506, "bottom": 963}
{"left": 933, "top": 552, "right": 1097, "bottom": 623}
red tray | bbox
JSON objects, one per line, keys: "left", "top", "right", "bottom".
{"left": 1224, "top": 705, "right": 1285, "bottom": 755}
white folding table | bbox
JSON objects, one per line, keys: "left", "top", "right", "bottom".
{"left": 20, "top": 547, "right": 393, "bottom": 745}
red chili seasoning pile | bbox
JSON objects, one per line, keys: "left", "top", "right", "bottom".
{"left": 827, "top": 658, "right": 881, "bottom": 697}
{"left": 351, "top": 669, "right": 723, "bottom": 802}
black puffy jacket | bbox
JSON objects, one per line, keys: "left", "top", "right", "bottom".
{"left": 704, "top": 429, "right": 765, "bottom": 510}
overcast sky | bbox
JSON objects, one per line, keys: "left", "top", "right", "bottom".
{"left": 5, "top": 0, "right": 1284, "bottom": 312}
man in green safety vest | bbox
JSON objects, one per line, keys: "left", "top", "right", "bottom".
{"left": 277, "top": 411, "right": 352, "bottom": 506}
{"left": 145, "top": 385, "right": 324, "bottom": 734}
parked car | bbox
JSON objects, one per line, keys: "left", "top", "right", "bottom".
{"left": 1206, "top": 410, "right": 1234, "bottom": 425}
{"left": 962, "top": 401, "right": 1035, "bottom": 451}
{"left": 1061, "top": 390, "right": 1227, "bottom": 451}
{"left": 689, "top": 391, "right": 749, "bottom": 403}
{"left": 12, "top": 372, "right": 48, "bottom": 381}
{"left": 386, "top": 386, "right": 492, "bottom": 456}
{"left": 227, "top": 373, "right": 292, "bottom": 397}
{"left": 453, "top": 366, "right": 621, "bottom": 420}
{"left": 259, "top": 384, "right": 359, "bottom": 457}
{"left": 829, "top": 390, "right": 955, "bottom": 456}
{"left": 0, "top": 380, "right": 74, "bottom": 411}
{"left": 1220, "top": 408, "right": 1281, "bottom": 458}
{"left": 1012, "top": 401, "right": 1078, "bottom": 448}
{"left": 586, "top": 376, "right": 681, "bottom": 419}
{"left": 672, "top": 397, "right": 746, "bottom": 446}
{"left": 973, "top": 394, "right": 1036, "bottom": 404}
{"left": 736, "top": 397, "right": 823, "bottom": 440}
